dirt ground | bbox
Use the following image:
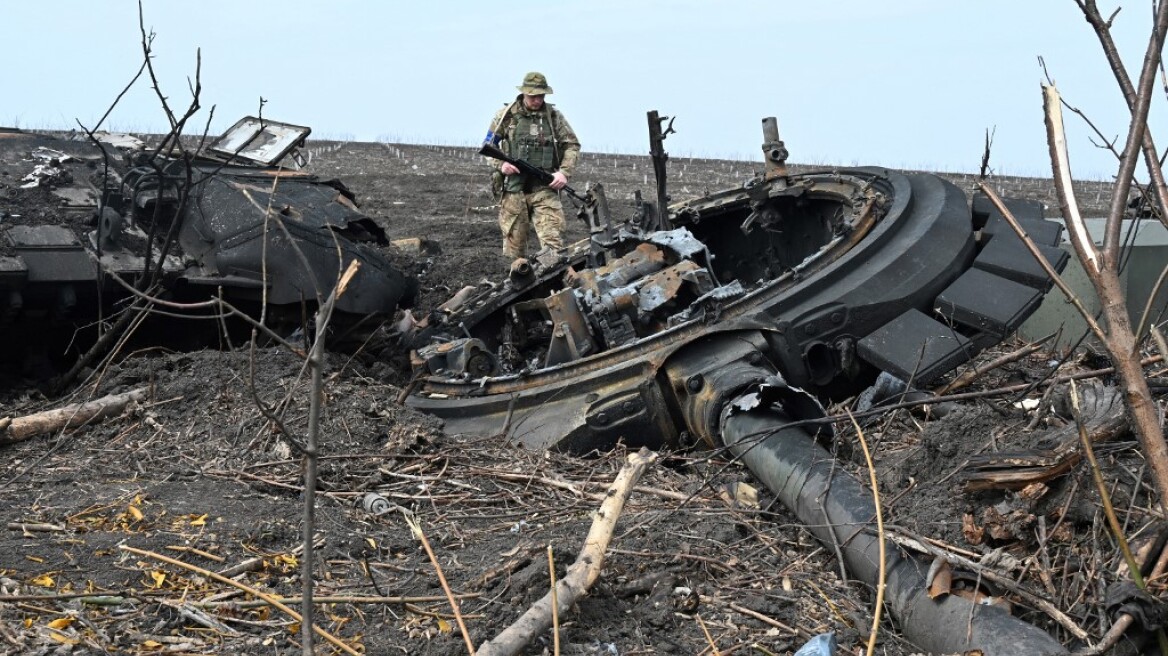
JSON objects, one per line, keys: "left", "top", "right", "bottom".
{"left": 0, "top": 141, "right": 1164, "bottom": 655}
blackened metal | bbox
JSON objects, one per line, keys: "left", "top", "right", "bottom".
{"left": 0, "top": 124, "right": 418, "bottom": 373}
{"left": 719, "top": 380, "right": 1067, "bottom": 655}
{"left": 407, "top": 113, "right": 1064, "bottom": 454}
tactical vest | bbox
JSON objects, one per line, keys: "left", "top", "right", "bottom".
{"left": 504, "top": 108, "right": 559, "bottom": 193}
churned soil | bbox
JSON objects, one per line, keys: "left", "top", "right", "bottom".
{"left": 0, "top": 140, "right": 1162, "bottom": 655}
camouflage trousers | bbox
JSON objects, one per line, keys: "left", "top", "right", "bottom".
{"left": 498, "top": 188, "right": 565, "bottom": 258}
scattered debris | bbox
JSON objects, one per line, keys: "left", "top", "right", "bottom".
{"left": 962, "top": 381, "right": 1127, "bottom": 490}
{"left": 0, "top": 119, "right": 418, "bottom": 377}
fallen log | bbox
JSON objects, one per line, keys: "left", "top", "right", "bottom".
{"left": 475, "top": 447, "right": 657, "bottom": 656}
{"left": 0, "top": 387, "right": 148, "bottom": 444}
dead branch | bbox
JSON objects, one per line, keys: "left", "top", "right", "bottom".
{"left": 6, "top": 522, "right": 65, "bottom": 533}
{"left": 848, "top": 411, "right": 885, "bottom": 656}
{"left": 403, "top": 511, "right": 475, "bottom": 655}
{"left": 54, "top": 4, "right": 210, "bottom": 395}
{"left": 52, "top": 298, "right": 152, "bottom": 393}
{"left": 547, "top": 545, "right": 561, "bottom": 655}
{"left": 1077, "top": 0, "right": 1168, "bottom": 234}
{"left": 0, "top": 388, "right": 148, "bottom": 444}
{"left": 1154, "top": 325, "right": 1168, "bottom": 364}
{"left": 475, "top": 447, "right": 658, "bottom": 656}
{"left": 101, "top": 269, "right": 305, "bottom": 356}
{"left": 695, "top": 614, "right": 720, "bottom": 654}
{"left": 699, "top": 595, "right": 800, "bottom": 636}
{"left": 1038, "top": 80, "right": 1168, "bottom": 516}
{"left": 169, "top": 601, "right": 240, "bottom": 636}
{"left": 297, "top": 258, "right": 360, "bottom": 655}
{"left": 979, "top": 126, "right": 995, "bottom": 179}
{"left": 465, "top": 466, "right": 705, "bottom": 503}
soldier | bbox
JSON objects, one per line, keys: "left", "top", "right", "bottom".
{"left": 486, "top": 71, "right": 581, "bottom": 260}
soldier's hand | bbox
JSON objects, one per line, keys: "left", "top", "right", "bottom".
{"left": 500, "top": 163, "right": 520, "bottom": 176}
{"left": 549, "top": 171, "right": 568, "bottom": 190}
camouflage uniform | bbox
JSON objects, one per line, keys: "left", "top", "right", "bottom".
{"left": 487, "top": 73, "right": 581, "bottom": 259}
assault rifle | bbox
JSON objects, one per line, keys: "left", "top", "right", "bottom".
{"left": 478, "top": 142, "right": 587, "bottom": 203}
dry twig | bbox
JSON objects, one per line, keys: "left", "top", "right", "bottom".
{"left": 548, "top": 544, "right": 560, "bottom": 656}
{"left": 847, "top": 410, "right": 885, "bottom": 656}
{"left": 403, "top": 511, "right": 476, "bottom": 655}
{"left": 475, "top": 447, "right": 658, "bottom": 656}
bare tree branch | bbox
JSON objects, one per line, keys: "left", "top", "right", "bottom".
{"left": 298, "top": 259, "right": 361, "bottom": 654}
{"left": 1036, "top": 67, "right": 1168, "bottom": 518}
{"left": 1078, "top": 0, "right": 1168, "bottom": 238}
{"left": 1043, "top": 85, "right": 1103, "bottom": 275}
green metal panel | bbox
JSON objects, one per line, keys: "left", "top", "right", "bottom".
{"left": 1018, "top": 218, "right": 1168, "bottom": 352}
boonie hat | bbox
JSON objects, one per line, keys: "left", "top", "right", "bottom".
{"left": 517, "top": 72, "right": 553, "bottom": 95}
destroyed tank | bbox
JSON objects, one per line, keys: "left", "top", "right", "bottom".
{"left": 406, "top": 115, "right": 1069, "bottom": 452}
{"left": 0, "top": 117, "right": 418, "bottom": 376}
{"left": 405, "top": 113, "right": 1075, "bottom": 655}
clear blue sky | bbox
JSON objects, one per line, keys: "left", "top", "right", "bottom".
{"left": 2, "top": 1, "right": 1161, "bottom": 179}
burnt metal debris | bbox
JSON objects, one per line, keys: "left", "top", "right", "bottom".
{"left": 408, "top": 112, "right": 1074, "bottom": 654}
{"left": 0, "top": 118, "right": 418, "bottom": 374}
{"left": 407, "top": 113, "right": 1067, "bottom": 453}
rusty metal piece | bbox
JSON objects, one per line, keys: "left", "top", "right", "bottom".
{"left": 543, "top": 289, "right": 598, "bottom": 366}
{"left": 438, "top": 285, "right": 478, "bottom": 314}
{"left": 504, "top": 286, "right": 602, "bottom": 369}
{"left": 636, "top": 260, "right": 708, "bottom": 314}
{"left": 415, "top": 338, "right": 497, "bottom": 378}
{"left": 509, "top": 258, "right": 533, "bottom": 281}
{"left": 571, "top": 243, "right": 666, "bottom": 299}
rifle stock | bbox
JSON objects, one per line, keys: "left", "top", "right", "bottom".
{"left": 478, "top": 142, "right": 586, "bottom": 202}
